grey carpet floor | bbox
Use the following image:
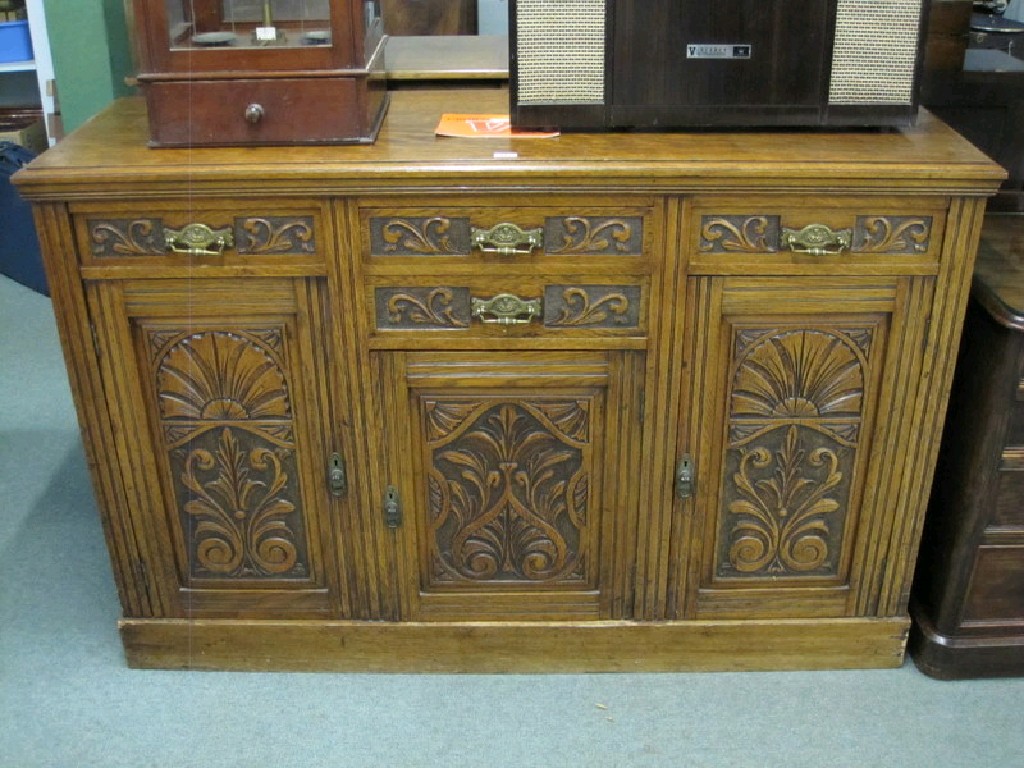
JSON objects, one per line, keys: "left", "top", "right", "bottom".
{"left": 2, "top": 273, "right": 1023, "bottom": 768}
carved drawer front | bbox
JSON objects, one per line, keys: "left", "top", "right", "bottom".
{"left": 74, "top": 201, "right": 325, "bottom": 267}
{"left": 688, "top": 196, "right": 946, "bottom": 274}
{"left": 359, "top": 198, "right": 654, "bottom": 267}
{"left": 369, "top": 279, "right": 646, "bottom": 339}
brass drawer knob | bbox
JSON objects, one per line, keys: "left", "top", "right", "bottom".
{"left": 471, "top": 223, "right": 543, "bottom": 256}
{"left": 164, "top": 223, "right": 235, "bottom": 256}
{"left": 471, "top": 293, "right": 541, "bottom": 325}
{"left": 781, "top": 224, "right": 852, "bottom": 256}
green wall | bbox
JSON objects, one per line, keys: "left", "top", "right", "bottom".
{"left": 42, "top": 0, "right": 134, "bottom": 134}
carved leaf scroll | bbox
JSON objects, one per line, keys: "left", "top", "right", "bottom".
{"left": 376, "top": 217, "right": 465, "bottom": 255}
{"left": 178, "top": 428, "right": 306, "bottom": 578}
{"left": 699, "top": 216, "right": 780, "bottom": 253}
{"left": 236, "top": 217, "right": 316, "bottom": 254}
{"left": 89, "top": 219, "right": 165, "bottom": 257}
{"left": 425, "top": 400, "right": 591, "bottom": 585}
{"left": 544, "top": 285, "right": 641, "bottom": 328}
{"left": 855, "top": 216, "right": 932, "bottom": 253}
{"left": 547, "top": 216, "right": 638, "bottom": 255}
{"left": 724, "top": 426, "right": 844, "bottom": 575}
{"left": 378, "top": 287, "right": 470, "bottom": 329}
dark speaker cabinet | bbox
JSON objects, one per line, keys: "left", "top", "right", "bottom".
{"left": 510, "top": 0, "right": 929, "bottom": 130}
{"left": 910, "top": 214, "right": 1024, "bottom": 679}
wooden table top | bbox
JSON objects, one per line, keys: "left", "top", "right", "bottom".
{"left": 13, "top": 88, "right": 1005, "bottom": 199}
{"left": 385, "top": 36, "right": 508, "bottom": 80}
{"left": 974, "top": 214, "right": 1024, "bottom": 328}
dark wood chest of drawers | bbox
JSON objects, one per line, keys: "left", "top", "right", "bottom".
{"left": 911, "top": 214, "right": 1024, "bottom": 678}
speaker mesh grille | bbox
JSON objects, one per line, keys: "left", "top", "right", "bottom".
{"left": 829, "top": 0, "right": 923, "bottom": 105}
{"left": 515, "top": 0, "right": 606, "bottom": 104}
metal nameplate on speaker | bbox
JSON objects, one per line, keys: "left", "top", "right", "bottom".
{"left": 686, "top": 44, "right": 752, "bottom": 60}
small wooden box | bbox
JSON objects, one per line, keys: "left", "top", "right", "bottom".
{"left": 130, "top": 0, "right": 388, "bottom": 146}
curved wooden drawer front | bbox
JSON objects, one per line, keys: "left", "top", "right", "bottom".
{"left": 359, "top": 197, "right": 656, "bottom": 270}
{"left": 74, "top": 201, "right": 327, "bottom": 268}
{"left": 687, "top": 195, "right": 947, "bottom": 275}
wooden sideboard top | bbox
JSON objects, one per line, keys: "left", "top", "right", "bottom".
{"left": 13, "top": 88, "right": 1005, "bottom": 199}
{"left": 973, "top": 214, "right": 1024, "bottom": 329}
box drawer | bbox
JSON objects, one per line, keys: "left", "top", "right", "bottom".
{"left": 74, "top": 200, "right": 328, "bottom": 268}
{"left": 358, "top": 196, "right": 658, "bottom": 271}
{"left": 142, "top": 77, "right": 378, "bottom": 146}
{"left": 368, "top": 277, "right": 647, "bottom": 341}
{"left": 687, "top": 195, "right": 947, "bottom": 274}
{"left": 963, "top": 545, "right": 1024, "bottom": 623}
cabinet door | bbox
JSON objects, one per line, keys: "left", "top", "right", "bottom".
{"left": 87, "top": 278, "right": 347, "bottom": 618}
{"left": 676, "top": 276, "right": 929, "bottom": 619}
{"left": 375, "top": 351, "right": 644, "bottom": 621}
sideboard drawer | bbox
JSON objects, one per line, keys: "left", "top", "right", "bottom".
{"left": 687, "top": 195, "right": 946, "bottom": 274}
{"left": 963, "top": 545, "right": 1024, "bottom": 623}
{"left": 74, "top": 201, "right": 326, "bottom": 267}
{"left": 369, "top": 278, "right": 647, "bottom": 339}
{"left": 358, "top": 198, "right": 656, "bottom": 269}
{"left": 994, "top": 463, "right": 1024, "bottom": 528}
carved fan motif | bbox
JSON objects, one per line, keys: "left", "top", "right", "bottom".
{"left": 731, "top": 329, "right": 868, "bottom": 418}
{"left": 425, "top": 400, "right": 591, "bottom": 584}
{"left": 154, "top": 331, "right": 292, "bottom": 421}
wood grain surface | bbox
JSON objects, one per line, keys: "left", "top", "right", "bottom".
{"left": 14, "top": 88, "right": 1005, "bottom": 671}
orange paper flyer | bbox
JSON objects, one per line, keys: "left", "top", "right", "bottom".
{"left": 435, "top": 114, "right": 559, "bottom": 139}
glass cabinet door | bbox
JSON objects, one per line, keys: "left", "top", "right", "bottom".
{"left": 166, "top": 0, "right": 333, "bottom": 50}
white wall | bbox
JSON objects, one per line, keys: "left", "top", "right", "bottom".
{"left": 477, "top": 0, "right": 507, "bottom": 35}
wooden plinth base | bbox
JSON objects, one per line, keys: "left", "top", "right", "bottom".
{"left": 120, "top": 618, "right": 909, "bottom": 672}
{"left": 909, "top": 610, "right": 1024, "bottom": 680}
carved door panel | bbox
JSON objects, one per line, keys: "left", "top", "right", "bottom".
{"left": 676, "top": 276, "right": 932, "bottom": 619}
{"left": 86, "top": 278, "right": 347, "bottom": 618}
{"left": 377, "top": 351, "right": 644, "bottom": 621}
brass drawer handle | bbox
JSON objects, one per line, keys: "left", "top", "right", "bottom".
{"left": 471, "top": 223, "right": 543, "bottom": 256}
{"left": 164, "top": 223, "right": 235, "bottom": 256}
{"left": 781, "top": 224, "right": 852, "bottom": 256}
{"left": 471, "top": 293, "right": 542, "bottom": 325}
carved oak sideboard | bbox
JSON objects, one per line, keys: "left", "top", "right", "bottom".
{"left": 13, "top": 89, "right": 1004, "bottom": 671}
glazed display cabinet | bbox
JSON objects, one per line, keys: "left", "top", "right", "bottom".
{"left": 129, "top": 0, "right": 388, "bottom": 145}
{"left": 13, "top": 89, "right": 1003, "bottom": 671}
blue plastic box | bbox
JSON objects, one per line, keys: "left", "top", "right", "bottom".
{"left": 0, "top": 20, "right": 32, "bottom": 63}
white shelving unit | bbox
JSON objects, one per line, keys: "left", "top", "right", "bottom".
{"left": 1, "top": 0, "right": 57, "bottom": 146}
